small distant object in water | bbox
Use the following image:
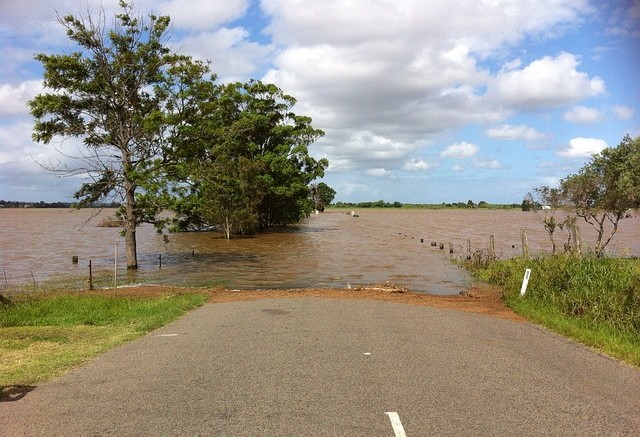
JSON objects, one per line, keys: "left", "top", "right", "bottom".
{"left": 350, "top": 210, "right": 359, "bottom": 217}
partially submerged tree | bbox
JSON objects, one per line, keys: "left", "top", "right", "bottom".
{"left": 521, "top": 192, "right": 536, "bottom": 211}
{"left": 535, "top": 135, "right": 640, "bottom": 256}
{"left": 535, "top": 186, "right": 571, "bottom": 254}
{"left": 310, "top": 182, "right": 336, "bottom": 212}
{"left": 169, "top": 80, "right": 328, "bottom": 238}
{"left": 29, "top": 2, "right": 194, "bottom": 268}
{"left": 198, "top": 155, "right": 263, "bottom": 239}
{"left": 242, "top": 81, "right": 328, "bottom": 227}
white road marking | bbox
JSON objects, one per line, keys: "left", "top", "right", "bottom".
{"left": 157, "top": 334, "right": 179, "bottom": 337}
{"left": 386, "top": 412, "right": 407, "bottom": 437}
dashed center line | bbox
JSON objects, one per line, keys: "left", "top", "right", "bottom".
{"left": 386, "top": 412, "right": 407, "bottom": 437}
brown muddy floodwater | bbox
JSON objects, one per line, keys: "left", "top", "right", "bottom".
{"left": 1, "top": 208, "right": 639, "bottom": 294}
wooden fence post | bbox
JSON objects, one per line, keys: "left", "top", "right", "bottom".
{"left": 88, "top": 260, "right": 93, "bottom": 290}
{"left": 571, "top": 223, "right": 582, "bottom": 255}
{"left": 521, "top": 229, "right": 530, "bottom": 259}
{"left": 114, "top": 242, "right": 118, "bottom": 291}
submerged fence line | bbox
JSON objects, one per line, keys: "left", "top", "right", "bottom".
{"left": 413, "top": 222, "right": 603, "bottom": 268}
{"left": 408, "top": 228, "right": 537, "bottom": 267}
{"left": 0, "top": 245, "right": 203, "bottom": 295}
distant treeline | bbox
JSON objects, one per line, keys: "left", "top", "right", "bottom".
{"left": 2, "top": 199, "right": 521, "bottom": 210}
{"left": 0, "top": 200, "right": 120, "bottom": 209}
{"left": 332, "top": 200, "right": 520, "bottom": 209}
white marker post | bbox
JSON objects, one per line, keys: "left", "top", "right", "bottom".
{"left": 520, "top": 268, "right": 531, "bottom": 296}
{"left": 114, "top": 242, "right": 118, "bottom": 290}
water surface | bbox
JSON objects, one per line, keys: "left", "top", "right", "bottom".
{"left": 1, "top": 208, "right": 638, "bottom": 294}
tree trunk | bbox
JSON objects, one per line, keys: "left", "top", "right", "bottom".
{"left": 123, "top": 158, "right": 139, "bottom": 269}
{"left": 124, "top": 188, "right": 138, "bottom": 269}
{"left": 598, "top": 213, "right": 621, "bottom": 258}
{"left": 594, "top": 215, "right": 605, "bottom": 257}
{"left": 223, "top": 216, "right": 231, "bottom": 240}
{"left": 124, "top": 222, "right": 138, "bottom": 269}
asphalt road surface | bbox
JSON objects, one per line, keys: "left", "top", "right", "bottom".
{"left": 1, "top": 298, "right": 639, "bottom": 436}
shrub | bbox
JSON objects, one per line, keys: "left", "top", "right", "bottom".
{"left": 469, "top": 255, "right": 640, "bottom": 333}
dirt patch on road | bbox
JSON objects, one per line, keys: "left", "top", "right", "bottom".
{"left": 97, "top": 283, "right": 524, "bottom": 322}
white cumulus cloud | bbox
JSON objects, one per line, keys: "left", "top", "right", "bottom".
{"left": 261, "top": 0, "right": 591, "bottom": 174}
{"left": 173, "top": 28, "right": 273, "bottom": 81}
{"left": 403, "top": 158, "right": 438, "bottom": 172}
{"left": 557, "top": 137, "right": 608, "bottom": 158}
{"left": 472, "top": 158, "right": 507, "bottom": 169}
{"left": 563, "top": 105, "right": 603, "bottom": 123}
{"left": 485, "top": 124, "right": 549, "bottom": 142}
{"left": 0, "top": 80, "right": 43, "bottom": 117}
{"left": 366, "top": 168, "right": 394, "bottom": 178}
{"left": 154, "top": 0, "right": 249, "bottom": 30}
{"left": 490, "top": 53, "right": 605, "bottom": 110}
{"left": 440, "top": 142, "right": 479, "bottom": 159}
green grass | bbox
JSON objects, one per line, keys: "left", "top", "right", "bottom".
{"left": 0, "top": 292, "right": 208, "bottom": 397}
{"left": 1, "top": 293, "right": 207, "bottom": 331}
{"left": 468, "top": 255, "right": 640, "bottom": 367}
{"left": 505, "top": 295, "right": 640, "bottom": 366}
{"left": 1, "top": 325, "right": 141, "bottom": 391}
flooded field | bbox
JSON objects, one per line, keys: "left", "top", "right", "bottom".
{"left": 1, "top": 208, "right": 639, "bottom": 294}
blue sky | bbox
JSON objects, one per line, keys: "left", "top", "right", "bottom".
{"left": 0, "top": 0, "right": 638, "bottom": 203}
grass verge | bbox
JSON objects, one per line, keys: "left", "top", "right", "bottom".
{"left": 468, "top": 255, "right": 640, "bottom": 367}
{"left": 0, "top": 290, "right": 208, "bottom": 400}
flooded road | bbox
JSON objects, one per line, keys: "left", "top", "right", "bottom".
{"left": 1, "top": 208, "right": 639, "bottom": 294}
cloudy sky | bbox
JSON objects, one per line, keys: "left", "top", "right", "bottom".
{"left": 0, "top": 0, "right": 638, "bottom": 203}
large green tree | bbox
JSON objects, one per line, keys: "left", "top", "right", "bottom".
{"left": 536, "top": 135, "right": 640, "bottom": 256}
{"left": 239, "top": 80, "right": 327, "bottom": 228}
{"left": 29, "top": 2, "right": 196, "bottom": 269}
{"left": 169, "top": 80, "right": 328, "bottom": 237}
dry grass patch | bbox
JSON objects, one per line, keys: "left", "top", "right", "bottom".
{"left": 1, "top": 325, "right": 140, "bottom": 388}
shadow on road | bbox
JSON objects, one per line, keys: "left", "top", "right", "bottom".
{"left": 1, "top": 385, "right": 37, "bottom": 402}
